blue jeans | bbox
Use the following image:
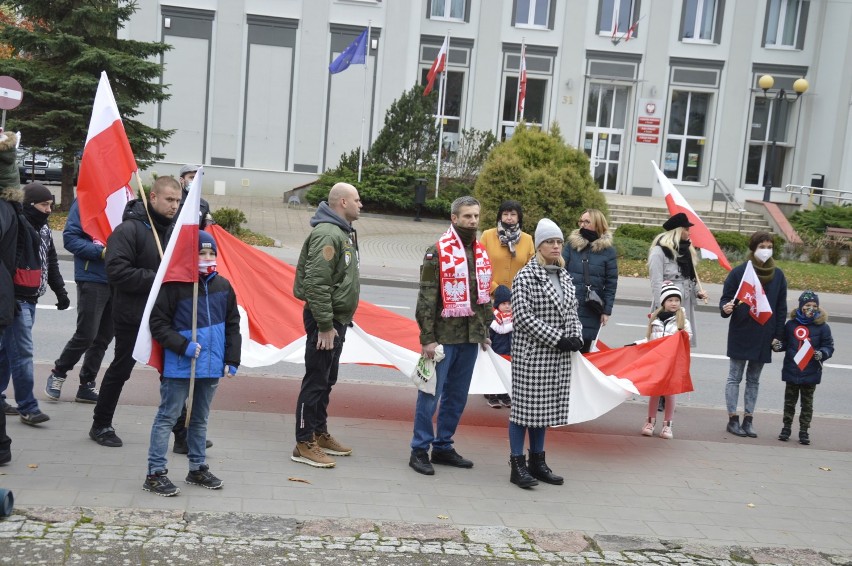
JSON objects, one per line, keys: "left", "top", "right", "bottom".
{"left": 508, "top": 422, "right": 545, "bottom": 456}
{"left": 0, "top": 301, "right": 39, "bottom": 415}
{"left": 410, "top": 342, "right": 478, "bottom": 453}
{"left": 148, "top": 377, "right": 219, "bottom": 474}
{"left": 725, "top": 358, "right": 764, "bottom": 416}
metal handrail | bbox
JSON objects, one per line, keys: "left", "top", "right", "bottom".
{"left": 710, "top": 177, "right": 746, "bottom": 231}
{"left": 784, "top": 184, "right": 852, "bottom": 207}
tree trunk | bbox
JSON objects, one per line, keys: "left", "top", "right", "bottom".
{"left": 60, "top": 162, "right": 75, "bottom": 211}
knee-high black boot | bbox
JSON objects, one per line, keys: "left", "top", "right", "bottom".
{"left": 528, "top": 451, "right": 564, "bottom": 485}
{"left": 509, "top": 455, "right": 538, "bottom": 488}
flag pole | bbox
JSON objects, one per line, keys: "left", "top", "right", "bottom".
{"left": 514, "top": 38, "right": 524, "bottom": 124}
{"left": 134, "top": 171, "right": 164, "bottom": 258}
{"left": 357, "top": 22, "right": 372, "bottom": 183}
{"left": 434, "top": 31, "right": 449, "bottom": 198}
{"left": 519, "top": 41, "right": 526, "bottom": 122}
{"left": 184, "top": 280, "right": 199, "bottom": 428}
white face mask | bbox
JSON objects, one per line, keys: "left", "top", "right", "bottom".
{"left": 754, "top": 248, "right": 773, "bottom": 263}
{"left": 198, "top": 259, "right": 217, "bottom": 275}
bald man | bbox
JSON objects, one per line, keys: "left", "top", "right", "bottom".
{"left": 291, "top": 183, "right": 362, "bottom": 468}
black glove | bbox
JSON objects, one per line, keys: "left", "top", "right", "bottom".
{"left": 556, "top": 337, "right": 571, "bottom": 352}
{"left": 566, "top": 336, "right": 584, "bottom": 352}
{"left": 56, "top": 293, "right": 70, "bottom": 311}
{"left": 813, "top": 350, "right": 823, "bottom": 361}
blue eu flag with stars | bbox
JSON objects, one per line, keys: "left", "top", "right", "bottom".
{"left": 329, "top": 29, "right": 368, "bottom": 74}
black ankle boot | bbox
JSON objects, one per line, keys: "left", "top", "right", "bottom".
{"left": 799, "top": 430, "right": 810, "bottom": 445}
{"left": 509, "top": 455, "right": 538, "bottom": 488}
{"left": 528, "top": 451, "right": 563, "bottom": 485}
{"left": 741, "top": 415, "right": 758, "bottom": 438}
{"left": 778, "top": 426, "right": 791, "bottom": 441}
{"left": 727, "top": 415, "right": 747, "bottom": 437}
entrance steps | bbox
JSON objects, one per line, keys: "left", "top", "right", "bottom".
{"left": 605, "top": 201, "right": 773, "bottom": 234}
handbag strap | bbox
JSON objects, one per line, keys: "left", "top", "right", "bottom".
{"left": 582, "top": 251, "right": 592, "bottom": 290}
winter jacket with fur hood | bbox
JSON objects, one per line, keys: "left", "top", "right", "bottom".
{"left": 562, "top": 229, "right": 618, "bottom": 345}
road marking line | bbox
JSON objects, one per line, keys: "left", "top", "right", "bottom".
{"left": 373, "top": 304, "right": 411, "bottom": 310}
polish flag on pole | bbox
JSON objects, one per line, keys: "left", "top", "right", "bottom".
{"left": 76, "top": 71, "right": 137, "bottom": 246}
{"left": 132, "top": 168, "right": 204, "bottom": 372}
{"left": 423, "top": 36, "right": 448, "bottom": 96}
{"left": 518, "top": 44, "right": 527, "bottom": 119}
{"left": 792, "top": 326, "right": 814, "bottom": 370}
{"left": 652, "top": 161, "right": 732, "bottom": 271}
{"left": 734, "top": 260, "right": 773, "bottom": 325}
{"left": 611, "top": 4, "right": 620, "bottom": 42}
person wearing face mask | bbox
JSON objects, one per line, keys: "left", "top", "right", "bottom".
{"left": 719, "top": 231, "right": 788, "bottom": 438}
{"left": 648, "top": 213, "right": 708, "bottom": 348}
{"left": 480, "top": 200, "right": 533, "bottom": 407}
{"left": 0, "top": 183, "right": 68, "bottom": 427}
{"left": 143, "top": 230, "right": 240, "bottom": 496}
{"left": 408, "top": 196, "right": 493, "bottom": 476}
{"left": 776, "top": 291, "right": 833, "bottom": 446}
{"left": 562, "top": 208, "right": 618, "bottom": 353}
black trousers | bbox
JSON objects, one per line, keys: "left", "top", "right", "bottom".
{"left": 53, "top": 281, "right": 114, "bottom": 384}
{"left": 295, "top": 309, "right": 347, "bottom": 443}
{"left": 92, "top": 321, "right": 138, "bottom": 429}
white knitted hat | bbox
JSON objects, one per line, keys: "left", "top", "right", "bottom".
{"left": 534, "top": 218, "right": 564, "bottom": 248}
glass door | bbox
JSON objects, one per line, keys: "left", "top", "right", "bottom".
{"left": 583, "top": 83, "right": 629, "bottom": 191}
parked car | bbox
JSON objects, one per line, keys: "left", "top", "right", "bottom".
{"left": 19, "top": 149, "right": 66, "bottom": 184}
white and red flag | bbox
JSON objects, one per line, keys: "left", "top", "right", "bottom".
{"left": 652, "top": 161, "right": 732, "bottom": 271}
{"left": 734, "top": 260, "right": 773, "bottom": 325}
{"left": 793, "top": 326, "right": 814, "bottom": 370}
{"left": 517, "top": 44, "right": 527, "bottom": 118}
{"left": 423, "top": 36, "right": 448, "bottom": 96}
{"left": 611, "top": 4, "right": 620, "bottom": 42}
{"left": 132, "top": 168, "right": 204, "bottom": 372}
{"left": 76, "top": 71, "right": 137, "bottom": 246}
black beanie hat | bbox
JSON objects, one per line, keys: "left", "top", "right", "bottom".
{"left": 23, "top": 182, "right": 54, "bottom": 206}
{"left": 494, "top": 284, "right": 511, "bottom": 307}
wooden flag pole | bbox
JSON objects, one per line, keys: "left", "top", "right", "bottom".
{"left": 184, "top": 279, "right": 199, "bottom": 428}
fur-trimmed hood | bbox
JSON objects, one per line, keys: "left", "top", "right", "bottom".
{"left": 790, "top": 307, "right": 828, "bottom": 325}
{"left": 0, "top": 131, "right": 18, "bottom": 152}
{"left": 567, "top": 229, "right": 613, "bottom": 253}
{"left": 0, "top": 186, "right": 23, "bottom": 205}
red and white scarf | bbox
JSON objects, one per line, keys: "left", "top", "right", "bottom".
{"left": 437, "top": 225, "right": 492, "bottom": 317}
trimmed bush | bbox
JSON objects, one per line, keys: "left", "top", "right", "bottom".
{"left": 212, "top": 208, "right": 247, "bottom": 235}
{"left": 613, "top": 236, "right": 651, "bottom": 260}
{"left": 614, "top": 223, "right": 662, "bottom": 243}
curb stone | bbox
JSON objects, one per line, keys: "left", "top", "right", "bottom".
{"left": 3, "top": 507, "right": 852, "bottom": 565}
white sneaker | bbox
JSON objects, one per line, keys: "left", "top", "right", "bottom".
{"left": 660, "top": 422, "right": 673, "bottom": 440}
{"left": 641, "top": 419, "right": 656, "bottom": 437}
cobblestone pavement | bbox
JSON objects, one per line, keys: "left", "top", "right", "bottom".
{"left": 2, "top": 508, "right": 849, "bottom": 565}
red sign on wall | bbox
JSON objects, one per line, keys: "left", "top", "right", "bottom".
{"left": 636, "top": 134, "right": 659, "bottom": 144}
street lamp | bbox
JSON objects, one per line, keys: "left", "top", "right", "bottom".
{"left": 759, "top": 74, "right": 809, "bottom": 202}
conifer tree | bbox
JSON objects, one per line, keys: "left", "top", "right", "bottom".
{"left": 0, "top": 1, "right": 172, "bottom": 208}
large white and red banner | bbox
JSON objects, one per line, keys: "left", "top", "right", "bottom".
{"left": 423, "top": 36, "right": 448, "bottom": 96}
{"left": 734, "top": 260, "right": 773, "bottom": 325}
{"left": 77, "top": 71, "right": 136, "bottom": 246}
{"left": 652, "top": 161, "right": 732, "bottom": 271}
{"left": 132, "top": 168, "right": 204, "bottom": 372}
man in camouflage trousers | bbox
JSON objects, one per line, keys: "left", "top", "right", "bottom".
{"left": 409, "top": 196, "right": 493, "bottom": 476}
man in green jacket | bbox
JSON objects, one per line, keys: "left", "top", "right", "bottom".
{"left": 292, "top": 183, "right": 362, "bottom": 468}
{"left": 409, "top": 196, "right": 493, "bottom": 476}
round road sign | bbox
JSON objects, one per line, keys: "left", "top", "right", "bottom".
{"left": 0, "top": 76, "right": 24, "bottom": 111}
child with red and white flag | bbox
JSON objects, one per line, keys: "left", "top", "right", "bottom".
{"left": 136, "top": 168, "right": 242, "bottom": 496}
{"left": 77, "top": 71, "right": 137, "bottom": 247}
{"left": 777, "top": 291, "right": 833, "bottom": 445}
{"left": 652, "top": 161, "right": 731, "bottom": 271}
{"left": 719, "top": 232, "right": 788, "bottom": 439}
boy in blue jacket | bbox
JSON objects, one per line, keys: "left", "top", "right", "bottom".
{"left": 143, "top": 231, "right": 240, "bottom": 496}
{"left": 776, "top": 291, "right": 834, "bottom": 446}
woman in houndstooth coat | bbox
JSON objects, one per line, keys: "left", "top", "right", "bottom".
{"left": 508, "top": 219, "right": 584, "bottom": 489}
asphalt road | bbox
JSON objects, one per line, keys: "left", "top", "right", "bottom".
{"left": 31, "top": 260, "right": 852, "bottom": 420}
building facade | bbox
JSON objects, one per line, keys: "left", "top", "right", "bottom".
{"left": 126, "top": 0, "right": 852, "bottom": 204}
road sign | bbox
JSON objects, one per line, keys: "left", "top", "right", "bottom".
{"left": 0, "top": 76, "right": 23, "bottom": 111}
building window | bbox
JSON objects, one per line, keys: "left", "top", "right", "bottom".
{"left": 745, "top": 96, "right": 792, "bottom": 187}
{"left": 664, "top": 91, "right": 710, "bottom": 183}
{"left": 764, "top": 0, "right": 808, "bottom": 49}
{"left": 681, "top": 0, "right": 716, "bottom": 42}
{"left": 515, "top": 0, "right": 550, "bottom": 28}
{"left": 430, "top": 0, "right": 466, "bottom": 21}
{"left": 599, "top": 0, "right": 640, "bottom": 36}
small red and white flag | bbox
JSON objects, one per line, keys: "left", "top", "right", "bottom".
{"left": 132, "top": 168, "right": 204, "bottom": 372}
{"left": 76, "top": 71, "right": 136, "bottom": 246}
{"left": 652, "top": 161, "right": 732, "bottom": 271}
{"left": 734, "top": 260, "right": 773, "bottom": 325}
{"left": 792, "top": 325, "right": 814, "bottom": 370}
{"left": 611, "top": 4, "right": 620, "bottom": 42}
{"left": 423, "top": 36, "right": 448, "bottom": 96}
{"left": 518, "top": 45, "right": 527, "bottom": 118}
